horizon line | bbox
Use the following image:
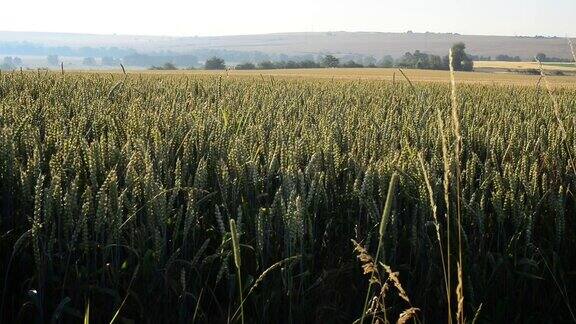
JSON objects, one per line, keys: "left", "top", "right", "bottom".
{"left": 1, "top": 29, "right": 573, "bottom": 40}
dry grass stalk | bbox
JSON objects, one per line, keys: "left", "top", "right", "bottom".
{"left": 418, "top": 153, "right": 450, "bottom": 318}
{"left": 397, "top": 308, "right": 420, "bottom": 324}
{"left": 247, "top": 255, "right": 301, "bottom": 296}
{"left": 383, "top": 264, "right": 409, "bottom": 303}
{"left": 360, "top": 173, "right": 399, "bottom": 323}
{"left": 456, "top": 262, "right": 464, "bottom": 323}
{"left": 471, "top": 303, "right": 483, "bottom": 324}
{"left": 435, "top": 90, "right": 452, "bottom": 323}
{"left": 569, "top": 38, "right": 576, "bottom": 63}
{"left": 353, "top": 239, "right": 380, "bottom": 284}
{"left": 352, "top": 240, "right": 419, "bottom": 324}
{"left": 449, "top": 48, "right": 466, "bottom": 324}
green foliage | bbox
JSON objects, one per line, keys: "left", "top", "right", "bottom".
{"left": 536, "top": 53, "right": 547, "bottom": 62}
{"left": 251, "top": 60, "right": 322, "bottom": 70}
{"left": 1, "top": 56, "right": 22, "bottom": 70}
{"left": 235, "top": 62, "right": 256, "bottom": 70}
{"left": 397, "top": 50, "right": 448, "bottom": 70}
{"left": 149, "top": 62, "right": 178, "bottom": 70}
{"left": 451, "top": 42, "right": 474, "bottom": 71}
{"left": 204, "top": 56, "right": 226, "bottom": 70}
{"left": 341, "top": 60, "right": 364, "bottom": 68}
{"left": 321, "top": 54, "right": 340, "bottom": 68}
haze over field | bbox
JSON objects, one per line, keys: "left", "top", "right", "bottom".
{"left": 0, "top": 0, "right": 574, "bottom": 37}
{"left": 1, "top": 0, "right": 575, "bottom": 62}
{"left": 1, "top": 31, "right": 574, "bottom": 60}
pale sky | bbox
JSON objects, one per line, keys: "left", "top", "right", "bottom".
{"left": 0, "top": 0, "right": 574, "bottom": 37}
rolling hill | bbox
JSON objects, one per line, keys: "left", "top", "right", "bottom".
{"left": 1, "top": 30, "right": 573, "bottom": 59}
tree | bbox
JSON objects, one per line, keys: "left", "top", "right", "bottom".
{"left": 1, "top": 57, "right": 16, "bottom": 70}
{"left": 496, "top": 54, "right": 521, "bottom": 62}
{"left": 378, "top": 55, "right": 394, "bottom": 68}
{"left": 300, "top": 60, "right": 320, "bottom": 68}
{"left": 450, "top": 42, "right": 473, "bottom": 71}
{"left": 162, "top": 62, "right": 177, "bottom": 70}
{"left": 204, "top": 57, "right": 226, "bottom": 70}
{"left": 3, "top": 57, "right": 14, "bottom": 66}
{"left": 322, "top": 55, "right": 339, "bottom": 68}
{"left": 462, "top": 59, "right": 474, "bottom": 72}
{"left": 362, "top": 56, "right": 377, "bottom": 67}
{"left": 150, "top": 62, "right": 178, "bottom": 70}
{"left": 47, "top": 55, "right": 59, "bottom": 66}
{"left": 2, "top": 56, "right": 23, "bottom": 69}
{"left": 236, "top": 62, "right": 256, "bottom": 70}
{"left": 258, "top": 61, "right": 275, "bottom": 69}
{"left": 285, "top": 61, "right": 298, "bottom": 69}
{"left": 429, "top": 55, "right": 444, "bottom": 70}
{"left": 342, "top": 60, "right": 364, "bottom": 68}
{"left": 535, "top": 53, "right": 547, "bottom": 62}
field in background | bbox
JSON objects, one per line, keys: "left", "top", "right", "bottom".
{"left": 96, "top": 67, "right": 576, "bottom": 87}
{"left": 474, "top": 60, "right": 576, "bottom": 72}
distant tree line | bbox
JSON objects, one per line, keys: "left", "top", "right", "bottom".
{"left": 533, "top": 53, "right": 572, "bottom": 63}
{"left": 494, "top": 54, "right": 522, "bottom": 62}
{"left": 236, "top": 59, "right": 323, "bottom": 70}
{"left": 396, "top": 50, "right": 449, "bottom": 70}
{"left": 468, "top": 55, "right": 491, "bottom": 61}
{"left": 204, "top": 57, "right": 226, "bottom": 70}
{"left": 149, "top": 62, "right": 179, "bottom": 70}
{"left": 486, "top": 53, "right": 572, "bottom": 62}
{"left": 1, "top": 56, "right": 23, "bottom": 70}
{"left": 0, "top": 42, "right": 135, "bottom": 57}
{"left": 8, "top": 40, "right": 569, "bottom": 71}
{"left": 232, "top": 43, "right": 474, "bottom": 72}
{"left": 395, "top": 43, "right": 474, "bottom": 71}
{"left": 0, "top": 41, "right": 323, "bottom": 68}
{"left": 123, "top": 54, "right": 198, "bottom": 68}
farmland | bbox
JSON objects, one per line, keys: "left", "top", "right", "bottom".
{"left": 217, "top": 67, "right": 576, "bottom": 86}
{"left": 474, "top": 60, "right": 576, "bottom": 74}
{"left": 1, "top": 71, "right": 576, "bottom": 323}
{"left": 474, "top": 60, "right": 576, "bottom": 71}
{"left": 80, "top": 67, "right": 576, "bottom": 86}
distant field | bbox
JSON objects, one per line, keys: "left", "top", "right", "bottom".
{"left": 543, "top": 62, "right": 576, "bottom": 68}
{"left": 474, "top": 60, "right": 576, "bottom": 72}
{"left": 116, "top": 67, "right": 576, "bottom": 87}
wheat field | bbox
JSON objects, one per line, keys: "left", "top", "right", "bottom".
{"left": 1, "top": 71, "right": 575, "bottom": 323}
{"left": 76, "top": 67, "right": 576, "bottom": 87}
{"left": 474, "top": 60, "right": 576, "bottom": 72}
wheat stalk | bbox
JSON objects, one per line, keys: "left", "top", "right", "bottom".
{"left": 360, "top": 172, "right": 398, "bottom": 324}
{"left": 449, "top": 48, "right": 465, "bottom": 324}
{"left": 569, "top": 38, "right": 576, "bottom": 63}
{"left": 418, "top": 153, "right": 451, "bottom": 319}
{"left": 536, "top": 59, "right": 576, "bottom": 175}
{"left": 230, "top": 218, "right": 244, "bottom": 324}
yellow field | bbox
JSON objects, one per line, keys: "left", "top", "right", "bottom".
{"left": 124, "top": 67, "right": 576, "bottom": 87}
{"left": 474, "top": 60, "right": 576, "bottom": 72}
